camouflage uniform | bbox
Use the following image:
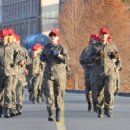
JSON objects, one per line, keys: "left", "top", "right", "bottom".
{"left": 85, "top": 41, "right": 121, "bottom": 117}
{"left": 41, "top": 43, "right": 69, "bottom": 121}
{"left": 80, "top": 47, "right": 96, "bottom": 112}
{"left": 37, "top": 62, "right": 46, "bottom": 103}
{"left": 0, "top": 42, "right": 20, "bottom": 117}
{"left": 15, "top": 46, "right": 31, "bottom": 114}
{"left": 30, "top": 54, "right": 43, "bottom": 104}
{"left": 0, "top": 46, "right": 5, "bottom": 117}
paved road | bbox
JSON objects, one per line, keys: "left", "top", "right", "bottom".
{"left": 0, "top": 90, "right": 130, "bottom": 130}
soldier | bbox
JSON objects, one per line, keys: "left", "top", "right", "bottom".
{"left": 80, "top": 34, "right": 98, "bottom": 112}
{"left": 13, "top": 34, "right": 31, "bottom": 115}
{"left": 29, "top": 43, "right": 44, "bottom": 104}
{"left": 84, "top": 28, "right": 122, "bottom": 118}
{"left": 40, "top": 29, "right": 69, "bottom": 122}
{"left": 0, "top": 28, "right": 9, "bottom": 117}
{"left": 7, "top": 28, "right": 18, "bottom": 116}
{"left": 0, "top": 28, "right": 20, "bottom": 118}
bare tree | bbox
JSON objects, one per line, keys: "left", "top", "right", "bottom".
{"left": 59, "top": 0, "right": 130, "bottom": 91}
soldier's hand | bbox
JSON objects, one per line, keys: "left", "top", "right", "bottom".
{"left": 108, "top": 52, "right": 119, "bottom": 59}
{"left": 52, "top": 50, "right": 60, "bottom": 56}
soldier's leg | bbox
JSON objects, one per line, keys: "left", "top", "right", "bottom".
{"left": 96, "top": 76, "right": 105, "bottom": 118}
{"left": 46, "top": 79, "right": 55, "bottom": 121}
{"left": 85, "top": 78, "right": 92, "bottom": 111}
{"left": 4, "top": 76, "right": 14, "bottom": 118}
{"left": 104, "top": 75, "right": 116, "bottom": 117}
{"left": 91, "top": 86, "right": 97, "bottom": 113}
{"left": 54, "top": 79, "right": 66, "bottom": 122}
{"left": 0, "top": 76, "right": 5, "bottom": 117}
{"left": 37, "top": 74, "right": 43, "bottom": 103}
{"left": 32, "top": 76, "right": 40, "bottom": 104}
{"left": 16, "top": 75, "right": 26, "bottom": 114}
{"left": 10, "top": 75, "right": 18, "bottom": 117}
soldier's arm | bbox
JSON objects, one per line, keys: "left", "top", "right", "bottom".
{"left": 79, "top": 48, "right": 88, "bottom": 65}
{"left": 108, "top": 43, "right": 120, "bottom": 59}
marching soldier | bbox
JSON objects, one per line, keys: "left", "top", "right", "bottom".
{"left": 0, "top": 28, "right": 20, "bottom": 118}
{"left": 40, "top": 29, "right": 69, "bottom": 122}
{"left": 29, "top": 43, "right": 44, "bottom": 104}
{"left": 80, "top": 34, "right": 99, "bottom": 112}
{"left": 84, "top": 28, "right": 122, "bottom": 118}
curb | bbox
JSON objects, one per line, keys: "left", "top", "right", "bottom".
{"left": 65, "top": 89, "right": 130, "bottom": 97}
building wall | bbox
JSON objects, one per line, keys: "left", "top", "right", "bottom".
{"left": 1, "top": 0, "right": 41, "bottom": 42}
{"left": 41, "top": 0, "right": 59, "bottom": 35}
{"left": 0, "top": 0, "right": 2, "bottom": 24}
{"left": 0, "top": 0, "right": 62, "bottom": 43}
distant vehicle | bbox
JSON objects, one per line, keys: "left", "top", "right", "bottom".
{"left": 24, "top": 33, "right": 49, "bottom": 49}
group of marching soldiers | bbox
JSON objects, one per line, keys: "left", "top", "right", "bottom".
{"left": 0, "top": 28, "right": 46, "bottom": 118}
{"left": 0, "top": 28, "right": 29, "bottom": 118}
{"left": 0, "top": 28, "right": 69, "bottom": 122}
{"left": 80, "top": 28, "right": 122, "bottom": 118}
{"left": 0, "top": 26, "right": 122, "bottom": 120}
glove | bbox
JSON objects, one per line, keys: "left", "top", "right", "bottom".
{"left": 108, "top": 52, "right": 119, "bottom": 59}
{"left": 51, "top": 50, "right": 60, "bottom": 56}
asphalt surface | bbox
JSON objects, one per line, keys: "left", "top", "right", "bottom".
{"left": 0, "top": 90, "right": 130, "bottom": 130}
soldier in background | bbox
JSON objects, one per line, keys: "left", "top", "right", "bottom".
{"left": 40, "top": 29, "right": 69, "bottom": 122}
{"left": 13, "top": 34, "right": 31, "bottom": 115}
{"left": 80, "top": 34, "right": 99, "bottom": 112}
{"left": 84, "top": 28, "right": 122, "bottom": 118}
{"left": 29, "top": 43, "right": 44, "bottom": 104}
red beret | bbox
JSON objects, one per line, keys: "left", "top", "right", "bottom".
{"left": 0, "top": 29, "right": 9, "bottom": 37}
{"left": 99, "top": 28, "right": 109, "bottom": 35}
{"left": 32, "top": 43, "right": 43, "bottom": 51}
{"left": 14, "top": 34, "right": 20, "bottom": 42}
{"left": 49, "top": 29, "right": 59, "bottom": 36}
{"left": 8, "top": 28, "right": 15, "bottom": 35}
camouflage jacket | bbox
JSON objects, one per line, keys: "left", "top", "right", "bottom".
{"left": 84, "top": 41, "right": 122, "bottom": 77}
{"left": 0, "top": 43, "right": 20, "bottom": 76}
{"left": 41, "top": 43, "right": 69, "bottom": 80}
{"left": 80, "top": 46, "right": 93, "bottom": 78}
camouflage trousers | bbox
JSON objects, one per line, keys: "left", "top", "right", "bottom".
{"left": 85, "top": 78, "right": 97, "bottom": 105}
{"left": 11, "top": 75, "right": 18, "bottom": 110}
{"left": 96, "top": 74, "right": 116, "bottom": 110}
{"left": 16, "top": 74, "right": 26, "bottom": 106}
{"left": 45, "top": 78, "right": 66, "bottom": 112}
{"left": 4, "top": 76, "right": 14, "bottom": 109}
{"left": 31, "top": 74, "right": 42, "bottom": 101}
{"left": 0, "top": 76, "right": 5, "bottom": 107}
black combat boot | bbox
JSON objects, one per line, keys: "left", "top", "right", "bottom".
{"left": 48, "top": 111, "right": 54, "bottom": 121}
{"left": 0, "top": 106, "right": 3, "bottom": 117}
{"left": 97, "top": 108, "right": 104, "bottom": 118}
{"left": 93, "top": 101, "right": 97, "bottom": 113}
{"left": 56, "top": 109, "right": 61, "bottom": 122}
{"left": 16, "top": 104, "right": 22, "bottom": 115}
{"left": 10, "top": 109, "right": 17, "bottom": 117}
{"left": 104, "top": 108, "right": 112, "bottom": 117}
{"left": 4, "top": 108, "right": 10, "bottom": 118}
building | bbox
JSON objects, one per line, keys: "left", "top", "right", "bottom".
{"left": 0, "top": 0, "right": 2, "bottom": 24}
{"left": 0, "top": 0, "right": 60, "bottom": 42}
